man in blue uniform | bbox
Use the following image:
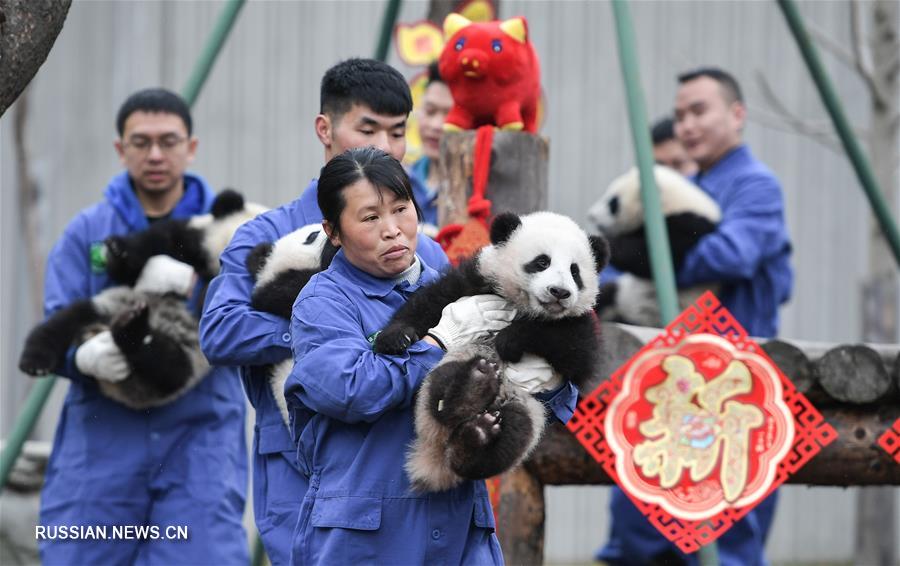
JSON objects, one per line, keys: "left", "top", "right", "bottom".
{"left": 38, "top": 88, "right": 248, "bottom": 565}
{"left": 598, "top": 68, "right": 793, "bottom": 565}
{"left": 199, "top": 58, "right": 451, "bottom": 565}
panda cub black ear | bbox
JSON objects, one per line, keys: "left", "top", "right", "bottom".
{"left": 245, "top": 243, "right": 273, "bottom": 282}
{"left": 590, "top": 235, "right": 611, "bottom": 273}
{"left": 490, "top": 212, "right": 522, "bottom": 245}
{"left": 211, "top": 189, "right": 246, "bottom": 219}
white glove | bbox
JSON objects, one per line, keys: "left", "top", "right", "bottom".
{"left": 505, "top": 353, "right": 563, "bottom": 394}
{"left": 75, "top": 331, "right": 130, "bottom": 382}
{"left": 427, "top": 294, "right": 516, "bottom": 350}
{"left": 134, "top": 255, "right": 197, "bottom": 297}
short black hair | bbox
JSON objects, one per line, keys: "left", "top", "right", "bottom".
{"left": 677, "top": 67, "right": 743, "bottom": 104}
{"left": 320, "top": 58, "right": 413, "bottom": 120}
{"left": 426, "top": 61, "right": 444, "bottom": 86}
{"left": 651, "top": 117, "right": 676, "bottom": 145}
{"left": 116, "top": 88, "right": 192, "bottom": 136}
{"left": 318, "top": 146, "right": 422, "bottom": 237}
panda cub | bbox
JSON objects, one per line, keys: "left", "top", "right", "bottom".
{"left": 18, "top": 190, "right": 267, "bottom": 409}
{"left": 588, "top": 165, "right": 721, "bottom": 327}
{"left": 244, "top": 224, "right": 337, "bottom": 425}
{"left": 374, "top": 211, "right": 609, "bottom": 492}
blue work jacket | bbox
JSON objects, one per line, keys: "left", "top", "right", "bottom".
{"left": 677, "top": 145, "right": 794, "bottom": 338}
{"left": 39, "top": 171, "right": 248, "bottom": 565}
{"left": 285, "top": 251, "right": 503, "bottom": 565}
{"left": 200, "top": 178, "right": 450, "bottom": 564}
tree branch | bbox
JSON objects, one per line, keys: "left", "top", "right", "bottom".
{"left": 806, "top": 17, "right": 856, "bottom": 70}
{"left": 850, "top": 0, "right": 887, "bottom": 108}
{"left": 751, "top": 71, "right": 871, "bottom": 154}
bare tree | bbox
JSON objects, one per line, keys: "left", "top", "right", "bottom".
{"left": 0, "top": 0, "right": 73, "bottom": 117}
{"left": 753, "top": 2, "right": 898, "bottom": 564}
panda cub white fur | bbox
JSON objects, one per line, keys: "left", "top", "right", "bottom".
{"left": 374, "top": 211, "right": 609, "bottom": 492}
{"left": 244, "top": 224, "right": 335, "bottom": 426}
{"left": 18, "top": 190, "right": 267, "bottom": 409}
{"left": 588, "top": 165, "right": 721, "bottom": 327}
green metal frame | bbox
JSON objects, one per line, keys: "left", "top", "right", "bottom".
{"left": 611, "top": 0, "right": 717, "bottom": 562}
{"left": 375, "top": 0, "right": 403, "bottom": 62}
{"left": 777, "top": 0, "right": 900, "bottom": 268}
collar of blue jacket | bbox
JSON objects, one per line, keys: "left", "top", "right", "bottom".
{"left": 103, "top": 170, "right": 215, "bottom": 230}
{"left": 326, "top": 249, "right": 437, "bottom": 299}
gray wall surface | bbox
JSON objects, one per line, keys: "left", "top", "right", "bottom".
{"left": 2, "top": 1, "right": 897, "bottom": 563}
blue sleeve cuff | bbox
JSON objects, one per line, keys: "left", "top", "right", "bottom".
{"left": 535, "top": 381, "right": 579, "bottom": 424}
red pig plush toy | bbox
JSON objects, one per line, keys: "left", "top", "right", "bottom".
{"left": 438, "top": 14, "right": 540, "bottom": 132}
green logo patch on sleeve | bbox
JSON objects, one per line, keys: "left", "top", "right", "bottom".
{"left": 90, "top": 242, "right": 107, "bottom": 274}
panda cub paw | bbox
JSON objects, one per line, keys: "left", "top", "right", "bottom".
{"left": 456, "top": 408, "right": 503, "bottom": 447}
{"left": 18, "top": 341, "right": 59, "bottom": 377}
{"left": 110, "top": 302, "right": 150, "bottom": 352}
{"left": 373, "top": 323, "right": 419, "bottom": 354}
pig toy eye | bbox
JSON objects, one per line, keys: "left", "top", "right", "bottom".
{"left": 455, "top": 38, "right": 466, "bottom": 51}
{"left": 492, "top": 39, "right": 502, "bottom": 53}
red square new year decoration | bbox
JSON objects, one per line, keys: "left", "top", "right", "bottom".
{"left": 568, "top": 292, "right": 836, "bottom": 553}
{"left": 878, "top": 418, "right": 900, "bottom": 464}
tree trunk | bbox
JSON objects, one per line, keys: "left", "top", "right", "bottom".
{"left": 857, "top": 2, "right": 899, "bottom": 563}
{"left": 436, "top": 130, "right": 549, "bottom": 226}
{"left": 0, "top": 0, "right": 73, "bottom": 116}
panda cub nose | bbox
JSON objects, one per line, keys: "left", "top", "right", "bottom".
{"left": 548, "top": 286, "right": 570, "bottom": 300}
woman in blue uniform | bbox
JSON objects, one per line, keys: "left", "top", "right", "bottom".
{"left": 285, "top": 147, "right": 575, "bottom": 564}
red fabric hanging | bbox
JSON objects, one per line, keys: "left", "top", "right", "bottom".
{"left": 436, "top": 126, "right": 495, "bottom": 265}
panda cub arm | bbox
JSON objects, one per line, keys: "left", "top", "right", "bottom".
{"left": 494, "top": 314, "right": 599, "bottom": 389}
{"left": 373, "top": 259, "right": 493, "bottom": 354}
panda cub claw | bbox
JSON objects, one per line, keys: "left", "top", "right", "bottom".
{"left": 458, "top": 409, "right": 503, "bottom": 447}
{"left": 373, "top": 324, "right": 418, "bottom": 354}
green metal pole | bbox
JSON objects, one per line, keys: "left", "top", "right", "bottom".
{"left": 1, "top": 0, "right": 247, "bottom": 490}
{"left": 611, "top": 1, "right": 716, "bottom": 563}
{"left": 182, "top": 0, "right": 246, "bottom": 106}
{"left": 610, "top": 0, "right": 680, "bottom": 326}
{"left": 0, "top": 376, "right": 56, "bottom": 487}
{"left": 777, "top": 0, "right": 900, "bottom": 268}
{"left": 374, "top": 0, "right": 402, "bottom": 62}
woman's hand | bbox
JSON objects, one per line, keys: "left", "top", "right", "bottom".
{"left": 426, "top": 294, "right": 516, "bottom": 350}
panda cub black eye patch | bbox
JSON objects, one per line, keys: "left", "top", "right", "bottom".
{"left": 524, "top": 254, "right": 551, "bottom": 273}
{"left": 608, "top": 195, "right": 620, "bottom": 216}
{"left": 303, "top": 231, "right": 320, "bottom": 245}
{"left": 570, "top": 263, "right": 584, "bottom": 290}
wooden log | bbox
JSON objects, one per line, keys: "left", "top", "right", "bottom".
{"left": 497, "top": 466, "right": 544, "bottom": 566}
{"left": 815, "top": 345, "right": 894, "bottom": 404}
{"left": 526, "top": 404, "right": 900, "bottom": 487}
{"left": 436, "top": 131, "right": 549, "bottom": 227}
{"left": 761, "top": 339, "right": 815, "bottom": 393}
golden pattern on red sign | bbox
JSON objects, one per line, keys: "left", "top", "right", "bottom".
{"left": 569, "top": 292, "right": 836, "bottom": 552}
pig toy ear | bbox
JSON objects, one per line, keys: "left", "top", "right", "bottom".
{"left": 499, "top": 17, "right": 527, "bottom": 43}
{"left": 444, "top": 13, "right": 471, "bottom": 40}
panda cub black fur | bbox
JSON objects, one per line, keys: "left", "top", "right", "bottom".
{"left": 588, "top": 165, "right": 721, "bottom": 327}
{"left": 374, "top": 211, "right": 610, "bottom": 492}
{"left": 18, "top": 190, "right": 266, "bottom": 409}
{"left": 244, "top": 224, "right": 337, "bottom": 425}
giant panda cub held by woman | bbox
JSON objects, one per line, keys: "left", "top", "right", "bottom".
{"left": 243, "top": 223, "right": 336, "bottom": 426}
{"left": 588, "top": 165, "right": 721, "bottom": 327}
{"left": 18, "top": 190, "right": 266, "bottom": 409}
{"left": 374, "top": 211, "right": 610, "bottom": 492}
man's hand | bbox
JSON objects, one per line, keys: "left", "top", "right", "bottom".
{"left": 75, "top": 331, "right": 130, "bottom": 382}
{"left": 427, "top": 294, "right": 516, "bottom": 351}
{"left": 505, "top": 353, "right": 562, "bottom": 394}
{"left": 134, "top": 255, "right": 197, "bottom": 296}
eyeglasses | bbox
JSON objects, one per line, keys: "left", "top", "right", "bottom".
{"left": 122, "top": 134, "right": 187, "bottom": 156}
